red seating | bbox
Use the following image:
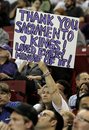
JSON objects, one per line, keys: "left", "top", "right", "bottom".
{"left": 75, "top": 46, "right": 89, "bottom": 75}
{"left": 3, "top": 26, "right": 14, "bottom": 32}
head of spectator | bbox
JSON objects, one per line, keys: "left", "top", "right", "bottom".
{"left": 35, "top": 109, "right": 64, "bottom": 130}
{"left": 78, "top": 82, "right": 89, "bottom": 97}
{"left": 30, "top": 0, "right": 42, "bottom": 11}
{"left": 0, "top": 44, "right": 19, "bottom": 80}
{"left": 41, "top": 85, "right": 52, "bottom": 106}
{"left": 0, "top": 82, "right": 11, "bottom": 107}
{"left": 65, "top": 0, "right": 76, "bottom": 9}
{"left": 76, "top": 93, "right": 89, "bottom": 110}
{"left": 76, "top": 83, "right": 89, "bottom": 111}
{"left": 56, "top": 80, "right": 71, "bottom": 102}
{"left": 0, "top": 44, "right": 12, "bottom": 61}
{"left": 0, "top": 82, "right": 21, "bottom": 123}
{"left": 72, "top": 109, "right": 89, "bottom": 130}
{"left": 60, "top": 110, "right": 75, "bottom": 130}
{"left": 7, "top": 103, "right": 38, "bottom": 130}
{"left": 76, "top": 72, "right": 89, "bottom": 89}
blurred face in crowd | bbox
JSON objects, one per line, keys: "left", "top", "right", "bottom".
{"left": 72, "top": 109, "right": 89, "bottom": 130}
{"left": 0, "top": 91, "right": 10, "bottom": 106}
{"left": 56, "top": 83, "right": 64, "bottom": 93}
{"left": 0, "top": 48, "right": 9, "bottom": 59}
{"left": 9, "top": 111, "right": 32, "bottom": 130}
{"left": 35, "top": 110, "right": 57, "bottom": 130}
{"left": 79, "top": 96, "right": 89, "bottom": 110}
{"left": 76, "top": 73, "right": 89, "bottom": 88}
{"left": 32, "top": 0, "right": 41, "bottom": 10}
{"left": 65, "top": 0, "right": 74, "bottom": 8}
{"left": 41, "top": 87, "right": 52, "bottom": 104}
{"left": 79, "top": 83, "right": 89, "bottom": 96}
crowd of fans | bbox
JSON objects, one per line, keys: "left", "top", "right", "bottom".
{"left": 0, "top": 0, "right": 89, "bottom": 130}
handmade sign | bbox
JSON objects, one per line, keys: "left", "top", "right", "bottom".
{"left": 13, "top": 8, "right": 79, "bottom": 68}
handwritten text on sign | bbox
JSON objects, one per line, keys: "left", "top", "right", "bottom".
{"left": 13, "top": 8, "right": 79, "bottom": 68}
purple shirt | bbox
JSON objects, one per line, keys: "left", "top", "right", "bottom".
{"left": 0, "top": 60, "right": 18, "bottom": 78}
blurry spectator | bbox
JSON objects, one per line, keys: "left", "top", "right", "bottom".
{"left": 75, "top": 83, "right": 89, "bottom": 110}
{"left": 0, "top": 102, "right": 38, "bottom": 130}
{"left": 0, "top": 82, "right": 20, "bottom": 123}
{"left": 28, "top": 0, "right": 42, "bottom": 11}
{"left": 56, "top": 80, "right": 71, "bottom": 102}
{"left": 72, "top": 109, "right": 89, "bottom": 130}
{"left": 35, "top": 109, "right": 64, "bottom": 130}
{"left": 65, "top": 0, "right": 85, "bottom": 23}
{"left": 68, "top": 72, "right": 89, "bottom": 109}
{"left": 0, "top": 28, "right": 9, "bottom": 45}
{"left": 60, "top": 110, "right": 75, "bottom": 130}
{"left": 0, "top": 44, "right": 18, "bottom": 80}
{"left": 0, "top": 0, "right": 11, "bottom": 27}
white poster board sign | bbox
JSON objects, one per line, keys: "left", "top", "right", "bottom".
{"left": 13, "top": 8, "right": 79, "bottom": 68}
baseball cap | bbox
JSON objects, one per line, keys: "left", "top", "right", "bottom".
{"left": 8, "top": 102, "right": 38, "bottom": 126}
{"left": 0, "top": 44, "right": 12, "bottom": 54}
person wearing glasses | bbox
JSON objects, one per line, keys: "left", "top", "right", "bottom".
{"left": 35, "top": 109, "right": 64, "bottom": 130}
{"left": 72, "top": 109, "right": 89, "bottom": 130}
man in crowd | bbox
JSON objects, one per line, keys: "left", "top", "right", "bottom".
{"left": 0, "top": 44, "right": 18, "bottom": 80}
{"left": 68, "top": 72, "right": 89, "bottom": 109}
{"left": 72, "top": 109, "right": 89, "bottom": 130}
{"left": 0, "top": 82, "right": 20, "bottom": 123}
{"left": 0, "top": 102, "right": 38, "bottom": 130}
{"left": 35, "top": 109, "right": 64, "bottom": 130}
{"left": 65, "top": 0, "right": 85, "bottom": 22}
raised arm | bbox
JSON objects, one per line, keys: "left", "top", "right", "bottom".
{"left": 38, "top": 61, "right": 62, "bottom": 108}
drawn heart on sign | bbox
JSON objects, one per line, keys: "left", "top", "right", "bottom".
{"left": 20, "top": 35, "right": 27, "bottom": 43}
